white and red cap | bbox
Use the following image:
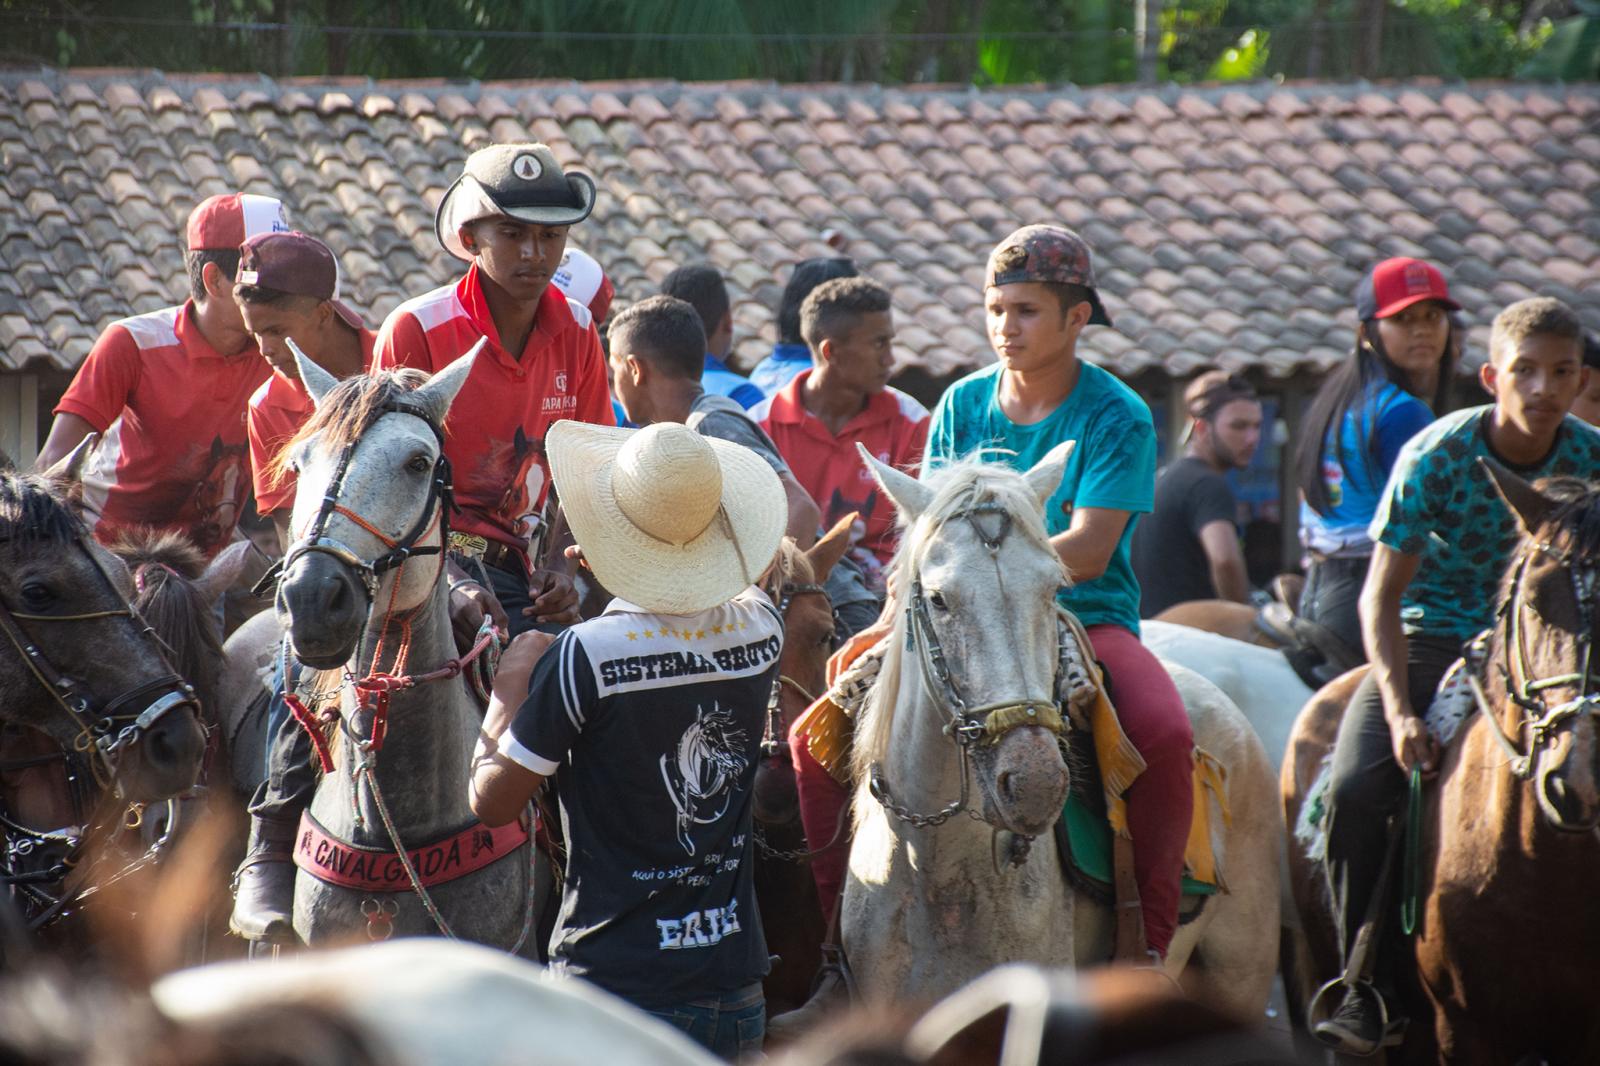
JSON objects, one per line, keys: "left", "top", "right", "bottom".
{"left": 187, "top": 193, "right": 290, "bottom": 252}
{"left": 551, "top": 246, "right": 615, "bottom": 324}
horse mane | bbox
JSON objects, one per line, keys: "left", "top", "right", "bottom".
{"left": 851, "top": 459, "right": 1066, "bottom": 790}
{"left": 773, "top": 537, "right": 816, "bottom": 591}
{"left": 0, "top": 472, "right": 84, "bottom": 544}
{"left": 1542, "top": 476, "right": 1600, "bottom": 562}
{"left": 270, "top": 367, "right": 431, "bottom": 482}
{"left": 105, "top": 530, "right": 222, "bottom": 722}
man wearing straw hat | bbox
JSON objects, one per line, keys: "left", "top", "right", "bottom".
{"left": 470, "top": 419, "right": 788, "bottom": 1059}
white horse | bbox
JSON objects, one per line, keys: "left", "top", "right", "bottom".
{"left": 841, "top": 448, "right": 1281, "bottom": 1014}
{"left": 1141, "top": 620, "right": 1312, "bottom": 774}
{"left": 270, "top": 346, "right": 538, "bottom": 951}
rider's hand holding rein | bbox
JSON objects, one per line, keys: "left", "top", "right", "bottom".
{"left": 1361, "top": 543, "right": 1440, "bottom": 778}
{"left": 447, "top": 562, "right": 510, "bottom": 652}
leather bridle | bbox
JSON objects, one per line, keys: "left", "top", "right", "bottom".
{"left": 0, "top": 532, "right": 196, "bottom": 792}
{"left": 868, "top": 499, "right": 1066, "bottom": 832}
{"left": 760, "top": 580, "right": 831, "bottom": 759}
{"left": 273, "top": 397, "right": 454, "bottom": 606}
{"left": 1467, "top": 539, "right": 1600, "bottom": 780}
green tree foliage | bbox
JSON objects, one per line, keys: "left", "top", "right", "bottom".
{"left": 0, "top": 0, "right": 1589, "bottom": 83}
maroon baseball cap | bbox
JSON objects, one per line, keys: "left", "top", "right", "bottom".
{"left": 985, "top": 224, "right": 1113, "bottom": 326}
{"left": 1356, "top": 258, "right": 1460, "bottom": 320}
{"left": 236, "top": 232, "right": 362, "bottom": 328}
{"left": 187, "top": 193, "right": 289, "bottom": 251}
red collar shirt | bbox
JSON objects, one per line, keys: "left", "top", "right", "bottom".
{"left": 373, "top": 266, "right": 615, "bottom": 562}
{"left": 751, "top": 370, "right": 930, "bottom": 580}
{"left": 246, "top": 328, "right": 377, "bottom": 516}
{"left": 54, "top": 301, "right": 270, "bottom": 558}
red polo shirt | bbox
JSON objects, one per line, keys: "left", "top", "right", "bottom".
{"left": 752, "top": 370, "right": 930, "bottom": 572}
{"left": 373, "top": 265, "right": 614, "bottom": 561}
{"left": 247, "top": 328, "right": 377, "bottom": 516}
{"left": 54, "top": 302, "right": 269, "bottom": 558}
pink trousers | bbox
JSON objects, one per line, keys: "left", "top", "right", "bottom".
{"left": 792, "top": 622, "right": 1194, "bottom": 956}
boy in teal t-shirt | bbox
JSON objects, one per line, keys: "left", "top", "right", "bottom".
{"left": 922, "top": 225, "right": 1191, "bottom": 963}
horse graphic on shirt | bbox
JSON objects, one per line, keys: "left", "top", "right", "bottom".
{"left": 478, "top": 426, "right": 547, "bottom": 543}
{"left": 188, "top": 436, "right": 248, "bottom": 555}
{"left": 660, "top": 702, "right": 749, "bottom": 856}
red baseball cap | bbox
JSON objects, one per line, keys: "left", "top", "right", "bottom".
{"left": 1356, "top": 258, "right": 1460, "bottom": 320}
{"left": 186, "top": 193, "right": 290, "bottom": 251}
{"left": 235, "top": 231, "right": 362, "bottom": 329}
{"left": 551, "top": 246, "right": 614, "bottom": 324}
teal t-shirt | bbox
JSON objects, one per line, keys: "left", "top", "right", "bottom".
{"left": 1371, "top": 406, "right": 1600, "bottom": 640}
{"left": 924, "top": 361, "right": 1156, "bottom": 633}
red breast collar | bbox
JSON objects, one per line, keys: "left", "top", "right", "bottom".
{"left": 293, "top": 808, "right": 531, "bottom": 892}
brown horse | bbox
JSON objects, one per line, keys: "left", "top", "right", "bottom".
{"left": 2, "top": 528, "right": 249, "bottom": 952}
{"left": 1152, "top": 572, "right": 1305, "bottom": 648}
{"left": 755, "top": 515, "right": 855, "bottom": 1018}
{"left": 1283, "top": 467, "right": 1600, "bottom": 1064}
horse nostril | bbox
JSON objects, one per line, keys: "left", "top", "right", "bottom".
{"left": 147, "top": 723, "right": 178, "bottom": 768}
{"left": 998, "top": 770, "right": 1016, "bottom": 803}
{"left": 326, "top": 573, "right": 351, "bottom": 616}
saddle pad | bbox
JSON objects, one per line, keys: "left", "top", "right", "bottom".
{"left": 1058, "top": 746, "right": 1226, "bottom": 897}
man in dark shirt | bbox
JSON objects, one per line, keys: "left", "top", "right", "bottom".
{"left": 470, "top": 418, "right": 789, "bottom": 1060}
{"left": 1133, "top": 371, "right": 1263, "bottom": 617}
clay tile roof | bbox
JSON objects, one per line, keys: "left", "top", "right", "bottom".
{"left": 2, "top": 75, "right": 1595, "bottom": 384}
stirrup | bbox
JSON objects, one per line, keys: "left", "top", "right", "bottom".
{"left": 1309, "top": 977, "right": 1407, "bottom": 1050}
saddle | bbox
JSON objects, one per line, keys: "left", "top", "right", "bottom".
{"left": 1255, "top": 602, "right": 1364, "bottom": 689}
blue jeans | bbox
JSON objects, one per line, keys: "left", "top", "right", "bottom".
{"left": 644, "top": 982, "right": 765, "bottom": 1061}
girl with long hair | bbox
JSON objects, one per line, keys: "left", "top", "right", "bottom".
{"left": 1292, "top": 258, "right": 1460, "bottom": 659}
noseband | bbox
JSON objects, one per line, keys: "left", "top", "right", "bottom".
{"left": 273, "top": 398, "right": 454, "bottom": 604}
{"left": 869, "top": 499, "right": 1066, "bottom": 833}
{"left": 0, "top": 532, "right": 196, "bottom": 790}
{"left": 1467, "top": 539, "right": 1600, "bottom": 779}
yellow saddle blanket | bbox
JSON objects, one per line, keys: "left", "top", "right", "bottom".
{"left": 792, "top": 611, "right": 1230, "bottom": 888}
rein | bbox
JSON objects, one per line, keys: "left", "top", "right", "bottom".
{"left": 1465, "top": 539, "right": 1600, "bottom": 780}
{"left": 868, "top": 499, "right": 1066, "bottom": 834}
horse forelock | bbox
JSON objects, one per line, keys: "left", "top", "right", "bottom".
{"left": 0, "top": 471, "right": 84, "bottom": 544}
{"left": 271, "top": 368, "right": 432, "bottom": 484}
{"left": 1542, "top": 477, "right": 1600, "bottom": 565}
{"left": 853, "top": 458, "right": 1063, "bottom": 794}
{"left": 107, "top": 529, "right": 206, "bottom": 580}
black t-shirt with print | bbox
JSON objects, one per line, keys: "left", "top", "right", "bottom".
{"left": 504, "top": 588, "right": 782, "bottom": 1008}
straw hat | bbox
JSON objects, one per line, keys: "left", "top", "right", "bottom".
{"left": 546, "top": 421, "right": 786, "bottom": 616}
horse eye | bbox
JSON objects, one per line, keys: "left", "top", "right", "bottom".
{"left": 818, "top": 630, "right": 835, "bottom": 648}
{"left": 19, "top": 582, "right": 53, "bottom": 610}
{"left": 406, "top": 454, "right": 431, "bottom": 474}
{"left": 928, "top": 590, "right": 949, "bottom": 611}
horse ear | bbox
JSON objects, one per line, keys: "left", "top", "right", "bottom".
{"left": 287, "top": 338, "right": 339, "bottom": 408}
{"left": 195, "top": 540, "right": 255, "bottom": 607}
{"left": 411, "top": 338, "right": 484, "bottom": 425}
{"left": 857, "top": 444, "right": 933, "bottom": 520}
{"left": 1022, "top": 440, "right": 1075, "bottom": 509}
{"left": 805, "top": 510, "right": 857, "bottom": 584}
{"left": 43, "top": 433, "right": 98, "bottom": 496}
{"left": 1480, "top": 456, "right": 1555, "bottom": 534}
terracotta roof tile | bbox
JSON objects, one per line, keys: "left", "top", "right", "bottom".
{"left": 0, "top": 76, "right": 1591, "bottom": 381}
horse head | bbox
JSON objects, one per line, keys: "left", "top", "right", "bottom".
{"left": 0, "top": 472, "right": 206, "bottom": 805}
{"left": 1485, "top": 459, "right": 1600, "bottom": 831}
{"left": 276, "top": 344, "right": 478, "bottom": 669}
{"left": 750, "top": 515, "right": 852, "bottom": 828}
{"left": 857, "top": 443, "right": 1075, "bottom": 840}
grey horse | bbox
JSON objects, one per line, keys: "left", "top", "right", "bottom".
{"left": 258, "top": 347, "right": 539, "bottom": 952}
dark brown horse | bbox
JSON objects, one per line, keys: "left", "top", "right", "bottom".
{"left": 1283, "top": 467, "right": 1600, "bottom": 1064}
{"left": 0, "top": 471, "right": 208, "bottom": 946}
{"left": 756, "top": 516, "right": 855, "bottom": 1017}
